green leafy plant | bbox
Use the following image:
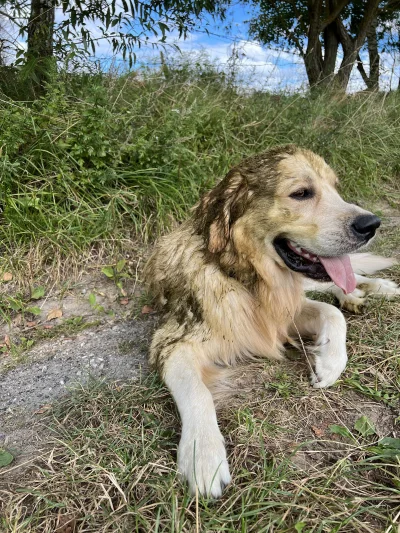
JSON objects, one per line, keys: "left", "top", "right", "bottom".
{"left": 88, "top": 292, "right": 105, "bottom": 314}
{"left": 0, "top": 449, "right": 14, "bottom": 467}
{"left": 102, "top": 259, "right": 129, "bottom": 296}
{"left": 354, "top": 415, "right": 376, "bottom": 437}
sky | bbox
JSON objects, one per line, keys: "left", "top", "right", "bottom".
{"left": 5, "top": 2, "right": 400, "bottom": 92}
{"left": 89, "top": 3, "right": 400, "bottom": 92}
{"left": 91, "top": 4, "right": 312, "bottom": 91}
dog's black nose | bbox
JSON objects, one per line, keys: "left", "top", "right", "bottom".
{"left": 351, "top": 214, "right": 381, "bottom": 240}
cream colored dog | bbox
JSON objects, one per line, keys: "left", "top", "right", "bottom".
{"left": 144, "top": 145, "right": 399, "bottom": 498}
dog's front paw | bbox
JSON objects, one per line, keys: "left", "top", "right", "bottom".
{"left": 360, "top": 278, "right": 400, "bottom": 298}
{"left": 178, "top": 426, "right": 231, "bottom": 498}
{"left": 339, "top": 288, "right": 366, "bottom": 313}
{"left": 311, "top": 347, "right": 347, "bottom": 389}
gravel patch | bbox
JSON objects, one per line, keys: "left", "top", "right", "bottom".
{"left": 0, "top": 317, "right": 157, "bottom": 482}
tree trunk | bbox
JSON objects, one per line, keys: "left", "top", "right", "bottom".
{"left": 321, "top": 22, "right": 339, "bottom": 84}
{"left": 334, "top": 0, "right": 380, "bottom": 90}
{"left": 304, "top": 0, "right": 324, "bottom": 87}
{"left": 366, "top": 17, "right": 379, "bottom": 90}
{"left": 26, "top": 0, "right": 55, "bottom": 95}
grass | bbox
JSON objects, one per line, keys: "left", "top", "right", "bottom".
{"left": 1, "top": 60, "right": 400, "bottom": 531}
{"left": 1, "top": 253, "right": 399, "bottom": 531}
{"left": 1, "top": 60, "right": 400, "bottom": 282}
{"left": 1, "top": 327, "right": 400, "bottom": 532}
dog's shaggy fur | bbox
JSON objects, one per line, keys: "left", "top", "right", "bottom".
{"left": 144, "top": 145, "right": 399, "bottom": 497}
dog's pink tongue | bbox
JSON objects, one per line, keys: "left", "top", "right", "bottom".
{"left": 318, "top": 255, "right": 356, "bottom": 294}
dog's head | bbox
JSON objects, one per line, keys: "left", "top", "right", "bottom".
{"left": 194, "top": 145, "right": 380, "bottom": 293}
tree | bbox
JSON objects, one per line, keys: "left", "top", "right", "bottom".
{"left": 1, "top": 0, "right": 225, "bottom": 95}
{"left": 25, "top": 0, "right": 55, "bottom": 93}
{"left": 248, "top": 0, "right": 389, "bottom": 91}
{"left": 356, "top": 17, "right": 379, "bottom": 90}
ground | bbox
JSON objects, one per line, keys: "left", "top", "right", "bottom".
{"left": 0, "top": 216, "right": 399, "bottom": 532}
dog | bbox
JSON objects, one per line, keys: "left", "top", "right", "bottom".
{"left": 144, "top": 145, "right": 399, "bottom": 498}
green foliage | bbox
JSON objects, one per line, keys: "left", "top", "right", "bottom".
{"left": 4, "top": 0, "right": 224, "bottom": 71}
{"left": 354, "top": 415, "right": 376, "bottom": 437}
{"left": 0, "top": 61, "right": 399, "bottom": 267}
{"left": 0, "top": 450, "right": 14, "bottom": 467}
{"left": 30, "top": 286, "right": 46, "bottom": 300}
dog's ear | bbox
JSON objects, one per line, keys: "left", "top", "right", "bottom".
{"left": 194, "top": 170, "right": 248, "bottom": 253}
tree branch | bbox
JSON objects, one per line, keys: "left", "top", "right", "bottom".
{"left": 0, "top": 9, "right": 24, "bottom": 27}
{"left": 356, "top": 53, "right": 369, "bottom": 85}
{"left": 378, "top": 0, "right": 400, "bottom": 14}
{"left": 353, "top": 0, "right": 380, "bottom": 47}
{"left": 320, "top": 0, "right": 350, "bottom": 31}
{"left": 335, "top": 15, "right": 353, "bottom": 53}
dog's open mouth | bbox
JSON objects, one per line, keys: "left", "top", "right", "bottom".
{"left": 273, "top": 238, "right": 356, "bottom": 294}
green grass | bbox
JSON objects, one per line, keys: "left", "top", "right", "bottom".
{"left": 1, "top": 62, "right": 400, "bottom": 281}
{"left": 1, "top": 349, "right": 399, "bottom": 532}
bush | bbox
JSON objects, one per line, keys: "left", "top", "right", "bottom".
{"left": 1, "top": 61, "right": 399, "bottom": 259}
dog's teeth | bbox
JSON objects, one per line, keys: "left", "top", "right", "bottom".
{"left": 291, "top": 242, "right": 302, "bottom": 253}
{"left": 303, "top": 253, "right": 311, "bottom": 259}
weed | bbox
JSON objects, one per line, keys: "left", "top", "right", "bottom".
{"left": 88, "top": 292, "right": 105, "bottom": 314}
{"left": 102, "top": 259, "right": 130, "bottom": 296}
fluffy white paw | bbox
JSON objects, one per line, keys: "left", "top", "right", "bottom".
{"left": 178, "top": 426, "right": 231, "bottom": 498}
{"left": 360, "top": 278, "right": 400, "bottom": 298}
{"left": 311, "top": 348, "right": 347, "bottom": 389}
{"left": 339, "top": 288, "right": 366, "bottom": 313}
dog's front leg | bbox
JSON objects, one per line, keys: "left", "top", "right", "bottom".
{"left": 291, "top": 298, "right": 348, "bottom": 388}
{"left": 163, "top": 345, "right": 231, "bottom": 498}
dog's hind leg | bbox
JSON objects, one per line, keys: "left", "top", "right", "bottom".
{"left": 291, "top": 298, "right": 347, "bottom": 388}
{"left": 161, "top": 343, "right": 231, "bottom": 498}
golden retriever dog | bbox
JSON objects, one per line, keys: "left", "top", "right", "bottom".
{"left": 144, "top": 145, "right": 399, "bottom": 498}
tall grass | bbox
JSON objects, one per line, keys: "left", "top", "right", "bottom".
{"left": 1, "top": 61, "right": 399, "bottom": 266}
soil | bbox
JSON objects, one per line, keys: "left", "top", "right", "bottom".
{"left": 0, "top": 274, "right": 158, "bottom": 483}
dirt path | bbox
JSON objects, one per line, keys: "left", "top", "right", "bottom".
{"left": 0, "top": 272, "right": 159, "bottom": 482}
{"left": 0, "top": 319, "right": 155, "bottom": 414}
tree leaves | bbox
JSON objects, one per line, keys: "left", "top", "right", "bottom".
{"left": 5, "top": 0, "right": 224, "bottom": 75}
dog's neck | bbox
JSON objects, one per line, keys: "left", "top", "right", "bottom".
{"left": 213, "top": 240, "right": 304, "bottom": 321}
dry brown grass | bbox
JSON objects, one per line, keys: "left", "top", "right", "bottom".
{"left": 1, "top": 284, "right": 399, "bottom": 532}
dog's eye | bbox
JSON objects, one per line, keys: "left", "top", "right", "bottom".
{"left": 289, "top": 188, "right": 315, "bottom": 200}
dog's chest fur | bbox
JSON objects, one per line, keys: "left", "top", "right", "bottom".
{"left": 145, "top": 223, "right": 304, "bottom": 368}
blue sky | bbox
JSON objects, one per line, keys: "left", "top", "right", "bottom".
{"left": 89, "top": 3, "right": 400, "bottom": 92}
{"left": 93, "top": 3, "right": 309, "bottom": 91}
